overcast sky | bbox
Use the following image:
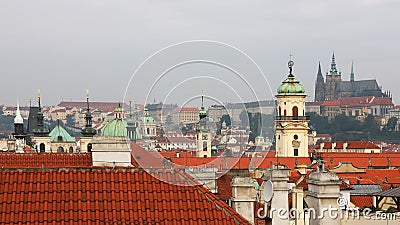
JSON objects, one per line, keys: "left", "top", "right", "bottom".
{"left": 1, "top": 0, "right": 399, "bottom": 107}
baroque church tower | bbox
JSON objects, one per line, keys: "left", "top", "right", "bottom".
{"left": 314, "top": 62, "right": 325, "bottom": 102}
{"left": 275, "top": 59, "right": 309, "bottom": 158}
{"left": 196, "top": 93, "right": 212, "bottom": 158}
{"left": 80, "top": 90, "right": 97, "bottom": 152}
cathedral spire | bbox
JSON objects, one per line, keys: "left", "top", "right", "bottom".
{"left": 314, "top": 62, "right": 326, "bottom": 102}
{"left": 317, "top": 61, "right": 322, "bottom": 77}
{"left": 329, "top": 52, "right": 338, "bottom": 75}
{"left": 350, "top": 61, "right": 355, "bottom": 82}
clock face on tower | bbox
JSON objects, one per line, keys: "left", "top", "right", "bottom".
{"left": 202, "top": 134, "right": 208, "bottom": 140}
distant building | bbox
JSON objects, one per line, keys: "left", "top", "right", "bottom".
{"left": 170, "top": 107, "right": 199, "bottom": 125}
{"left": 389, "top": 106, "right": 400, "bottom": 131}
{"left": 316, "top": 141, "right": 381, "bottom": 153}
{"left": 314, "top": 53, "right": 389, "bottom": 101}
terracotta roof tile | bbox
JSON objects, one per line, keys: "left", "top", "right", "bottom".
{"left": 350, "top": 196, "right": 373, "bottom": 208}
{"left": 0, "top": 168, "right": 250, "bottom": 225}
{"left": 0, "top": 153, "right": 92, "bottom": 168}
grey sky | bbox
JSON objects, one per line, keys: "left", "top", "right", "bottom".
{"left": 1, "top": 0, "right": 399, "bottom": 107}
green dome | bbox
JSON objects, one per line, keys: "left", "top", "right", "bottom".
{"left": 277, "top": 75, "right": 305, "bottom": 96}
{"left": 101, "top": 119, "right": 127, "bottom": 137}
{"left": 140, "top": 116, "right": 156, "bottom": 124}
{"left": 50, "top": 124, "right": 75, "bottom": 142}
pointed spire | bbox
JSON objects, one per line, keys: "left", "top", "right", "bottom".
{"left": 350, "top": 61, "right": 355, "bottom": 82}
{"left": 329, "top": 52, "right": 338, "bottom": 75}
{"left": 81, "top": 90, "right": 97, "bottom": 137}
{"left": 37, "top": 89, "right": 41, "bottom": 109}
{"left": 14, "top": 99, "right": 23, "bottom": 124}
{"left": 86, "top": 89, "right": 90, "bottom": 112}
{"left": 201, "top": 90, "right": 205, "bottom": 110}
{"left": 199, "top": 90, "right": 207, "bottom": 120}
{"left": 318, "top": 61, "right": 322, "bottom": 76}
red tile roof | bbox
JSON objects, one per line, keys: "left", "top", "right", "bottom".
{"left": 338, "top": 96, "right": 393, "bottom": 107}
{"left": 320, "top": 152, "right": 400, "bottom": 169}
{"left": 0, "top": 152, "right": 92, "bottom": 168}
{"left": 322, "top": 100, "right": 340, "bottom": 106}
{"left": 350, "top": 196, "right": 373, "bottom": 208}
{"left": 320, "top": 141, "right": 380, "bottom": 150}
{"left": 0, "top": 168, "right": 251, "bottom": 225}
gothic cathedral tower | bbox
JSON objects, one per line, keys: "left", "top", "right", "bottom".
{"left": 314, "top": 62, "right": 325, "bottom": 102}
{"left": 324, "top": 52, "right": 342, "bottom": 100}
{"left": 275, "top": 59, "right": 309, "bottom": 158}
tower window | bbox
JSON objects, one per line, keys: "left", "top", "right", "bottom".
{"left": 87, "top": 143, "right": 92, "bottom": 152}
{"left": 57, "top": 146, "right": 64, "bottom": 153}
{"left": 69, "top": 147, "right": 73, "bottom": 153}
{"left": 292, "top": 106, "right": 298, "bottom": 117}
{"left": 284, "top": 110, "right": 287, "bottom": 116}
{"left": 294, "top": 135, "right": 298, "bottom": 140}
{"left": 294, "top": 148, "right": 298, "bottom": 156}
{"left": 39, "top": 143, "right": 45, "bottom": 152}
{"left": 203, "top": 141, "right": 207, "bottom": 151}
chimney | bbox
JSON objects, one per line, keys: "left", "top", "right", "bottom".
{"left": 231, "top": 177, "right": 257, "bottom": 224}
{"left": 343, "top": 142, "right": 348, "bottom": 151}
{"left": 306, "top": 170, "right": 341, "bottom": 225}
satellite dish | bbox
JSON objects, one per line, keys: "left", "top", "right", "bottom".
{"left": 264, "top": 180, "right": 274, "bottom": 202}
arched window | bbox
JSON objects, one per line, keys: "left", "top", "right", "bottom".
{"left": 39, "top": 143, "right": 45, "bottom": 152}
{"left": 87, "top": 143, "right": 92, "bottom": 152}
{"left": 57, "top": 146, "right": 64, "bottom": 153}
{"left": 292, "top": 106, "right": 298, "bottom": 117}
{"left": 284, "top": 109, "right": 287, "bottom": 116}
{"left": 69, "top": 147, "right": 73, "bottom": 153}
{"left": 147, "top": 128, "right": 150, "bottom": 135}
{"left": 203, "top": 141, "right": 208, "bottom": 151}
{"left": 278, "top": 106, "right": 281, "bottom": 116}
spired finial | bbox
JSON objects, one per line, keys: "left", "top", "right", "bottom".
{"left": 37, "top": 89, "right": 41, "bottom": 109}
{"left": 201, "top": 90, "right": 204, "bottom": 109}
{"left": 288, "top": 54, "right": 294, "bottom": 76}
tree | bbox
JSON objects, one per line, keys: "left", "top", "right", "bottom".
{"left": 385, "top": 117, "right": 398, "bottom": 131}
{"left": 220, "top": 114, "right": 231, "bottom": 127}
{"left": 239, "top": 110, "right": 249, "bottom": 129}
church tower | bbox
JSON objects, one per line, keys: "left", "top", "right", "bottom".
{"left": 13, "top": 100, "right": 26, "bottom": 152}
{"left": 324, "top": 52, "right": 342, "bottom": 100}
{"left": 196, "top": 93, "right": 212, "bottom": 158}
{"left": 314, "top": 62, "right": 325, "bottom": 102}
{"left": 31, "top": 89, "right": 50, "bottom": 152}
{"left": 80, "top": 90, "right": 97, "bottom": 152}
{"left": 275, "top": 58, "right": 309, "bottom": 157}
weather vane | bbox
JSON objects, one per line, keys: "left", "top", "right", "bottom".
{"left": 288, "top": 53, "right": 294, "bottom": 76}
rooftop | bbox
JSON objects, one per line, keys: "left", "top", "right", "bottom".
{"left": 0, "top": 168, "right": 250, "bottom": 225}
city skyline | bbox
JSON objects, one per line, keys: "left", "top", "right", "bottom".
{"left": 1, "top": 1, "right": 399, "bottom": 106}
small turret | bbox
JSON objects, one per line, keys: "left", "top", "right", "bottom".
{"left": 81, "top": 90, "right": 97, "bottom": 137}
